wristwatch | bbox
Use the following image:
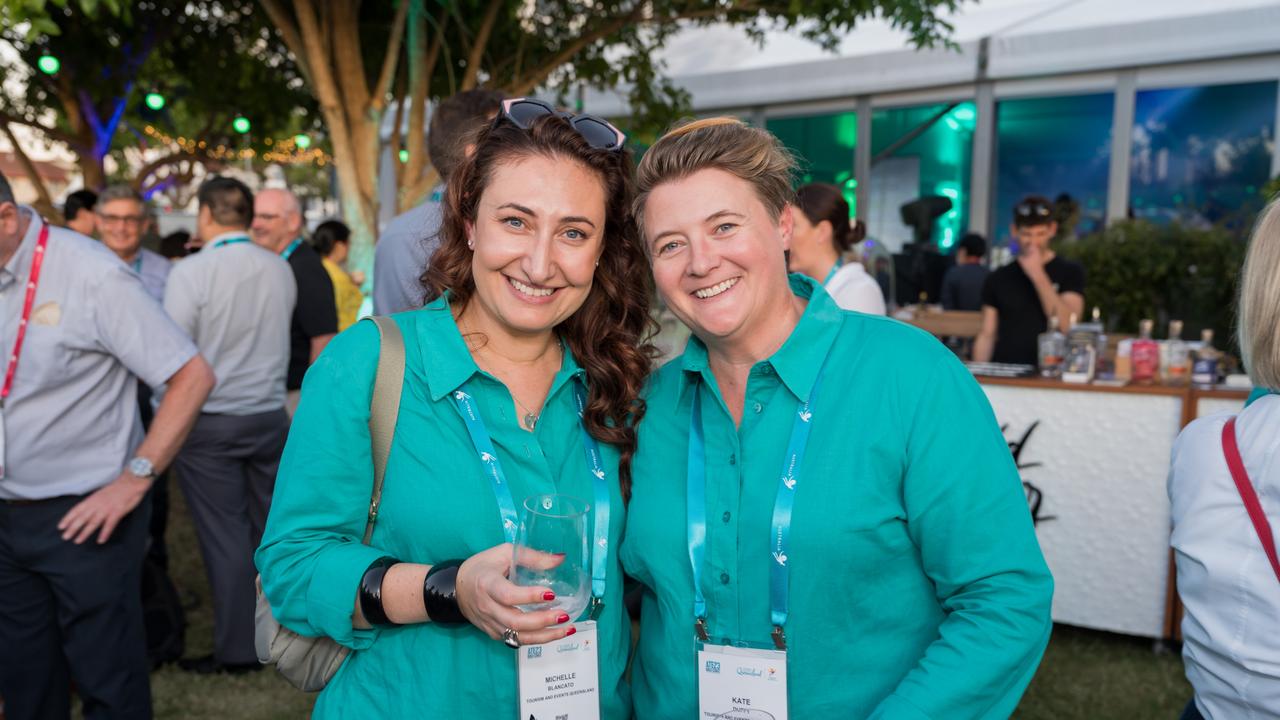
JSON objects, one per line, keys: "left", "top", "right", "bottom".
{"left": 128, "top": 456, "right": 157, "bottom": 480}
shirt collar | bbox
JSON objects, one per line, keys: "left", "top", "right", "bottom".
{"left": 416, "top": 292, "right": 586, "bottom": 402}
{"left": 208, "top": 230, "right": 251, "bottom": 246}
{"left": 679, "top": 273, "right": 842, "bottom": 402}
{"left": 1247, "top": 387, "right": 1278, "bottom": 407}
{"left": 3, "top": 207, "right": 43, "bottom": 282}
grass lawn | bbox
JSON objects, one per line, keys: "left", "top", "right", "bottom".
{"left": 151, "top": 487, "right": 1190, "bottom": 719}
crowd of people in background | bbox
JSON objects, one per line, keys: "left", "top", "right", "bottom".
{"left": 0, "top": 82, "right": 1275, "bottom": 720}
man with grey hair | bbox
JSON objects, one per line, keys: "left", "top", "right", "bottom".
{"left": 96, "top": 185, "right": 169, "bottom": 301}
{"left": 251, "top": 187, "right": 336, "bottom": 414}
{"left": 0, "top": 169, "right": 214, "bottom": 718}
{"left": 165, "top": 177, "right": 295, "bottom": 675}
{"left": 373, "top": 88, "right": 505, "bottom": 314}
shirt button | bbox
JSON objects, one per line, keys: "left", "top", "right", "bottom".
{"left": 722, "top": 511, "right": 731, "bottom": 523}
{"left": 728, "top": 454, "right": 737, "bottom": 465}
{"left": 753, "top": 402, "right": 763, "bottom": 414}
{"left": 719, "top": 572, "right": 730, "bottom": 584}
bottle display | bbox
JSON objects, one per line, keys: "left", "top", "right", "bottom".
{"left": 1037, "top": 316, "right": 1066, "bottom": 379}
{"left": 1191, "top": 329, "right": 1221, "bottom": 387}
{"left": 1162, "top": 320, "right": 1190, "bottom": 385}
{"left": 1131, "top": 319, "right": 1159, "bottom": 384}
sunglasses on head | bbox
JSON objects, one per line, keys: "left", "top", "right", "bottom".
{"left": 1015, "top": 202, "right": 1053, "bottom": 218}
{"left": 496, "top": 98, "right": 626, "bottom": 153}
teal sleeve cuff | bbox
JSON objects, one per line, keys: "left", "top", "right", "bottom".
{"left": 304, "top": 540, "right": 392, "bottom": 650}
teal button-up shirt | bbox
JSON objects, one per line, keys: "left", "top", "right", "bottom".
{"left": 622, "top": 275, "right": 1054, "bottom": 719}
{"left": 256, "top": 296, "right": 631, "bottom": 719}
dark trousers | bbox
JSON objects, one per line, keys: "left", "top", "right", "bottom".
{"left": 1180, "top": 698, "right": 1206, "bottom": 720}
{"left": 0, "top": 495, "right": 153, "bottom": 720}
{"left": 137, "top": 382, "right": 170, "bottom": 569}
{"left": 173, "top": 409, "right": 288, "bottom": 665}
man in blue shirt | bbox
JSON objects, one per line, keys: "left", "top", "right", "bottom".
{"left": 373, "top": 89, "right": 504, "bottom": 314}
{"left": 940, "top": 232, "right": 990, "bottom": 311}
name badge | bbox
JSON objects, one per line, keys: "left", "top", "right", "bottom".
{"left": 517, "top": 620, "right": 600, "bottom": 720}
{"left": 697, "top": 643, "right": 788, "bottom": 720}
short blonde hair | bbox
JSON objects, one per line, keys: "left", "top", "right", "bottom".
{"left": 633, "top": 117, "right": 796, "bottom": 241}
{"left": 1239, "top": 197, "right": 1280, "bottom": 389}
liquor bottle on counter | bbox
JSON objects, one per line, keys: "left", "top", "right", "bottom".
{"left": 1192, "top": 329, "right": 1221, "bottom": 387}
{"left": 1131, "top": 319, "right": 1160, "bottom": 384}
{"left": 1063, "top": 314, "right": 1097, "bottom": 384}
{"left": 1090, "top": 307, "right": 1114, "bottom": 380}
{"left": 1037, "top": 316, "right": 1066, "bottom": 379}
{"left": 1163, "top": 320, "right": 1190, "bottom": 386}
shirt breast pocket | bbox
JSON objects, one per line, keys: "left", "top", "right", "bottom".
{"left": 20, "top": 322, "right": 76, "bottom": 387}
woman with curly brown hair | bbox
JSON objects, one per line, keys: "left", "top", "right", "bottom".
{"left": 257, "top": 99, "right": 654, "bottom": 719}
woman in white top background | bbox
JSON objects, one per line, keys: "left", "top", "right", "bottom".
{"left": 1168, "top": 197, "right": 1280, "bottom": 720}
{"left": 788, "top": 183, "right": 887, "bottom": 315}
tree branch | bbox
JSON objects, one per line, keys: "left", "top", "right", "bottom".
{"left": 461, "top": 0, "right": 503, "bottom": 91}
{"left": 259, "top": 0, "right": 315, "bottom": 87}
{"left": 0, "top": 110, "right": 76, "bottom": 145}
{"left": 2, "top": 121, "right": 56, "bottom": 216}
{"left": 369, "top": 0, "right": 411, "bottom": 113}
{"left": 330, "top": 0, "right": 371, "bottom": 129}
{"left": 404, "top": 2, "right": 444, "bottom": 190}
{"left": 510, "top": 5, "right": 648, "bottom": 95}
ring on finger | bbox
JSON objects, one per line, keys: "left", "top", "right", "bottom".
{"left": 502, "top": 627, "right": 520, "bottom": 649}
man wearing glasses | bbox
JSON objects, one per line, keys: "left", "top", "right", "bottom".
{"left": 96, "top": 186, "right": 170, "bottom": 303}
{"left": 973, "top": 194, "right": 1085, "bottom": 365}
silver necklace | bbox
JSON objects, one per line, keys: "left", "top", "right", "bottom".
{"left": 473, "top": 340, "right": 562, "bottom": 432}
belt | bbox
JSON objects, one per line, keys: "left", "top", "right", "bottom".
{"left": 0, "top": 494, "right": 79, "bottom": 506}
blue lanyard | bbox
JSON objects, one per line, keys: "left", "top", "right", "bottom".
{"left": 131, "top": 256, "right": 143, "bottom": 272}
{"left": 280, "top": 237, "right": 304, "bottom": 260}
{"left": 687, "top": 368, "right": 825, "bottom": 650}
{"left": 823, "top": 259, "right": 843, "bottom": 286}
{"left": 451, "top": 376, "right": 612, "bottom": 618}
{"left": 211, "top": 236, "right": 250, "bottom": 250}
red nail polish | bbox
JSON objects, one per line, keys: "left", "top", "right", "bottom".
{"left": 556, "top": 613, "right": 570, "bottom": 624}
{"left": 566, "top": 627, "right": 577, "bottom": 636}
{"left": 543, "top": 591, "right": 556, "bottom": 601}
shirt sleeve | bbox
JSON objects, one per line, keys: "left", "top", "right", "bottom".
{"left": 980, "top": 270, "right": 999, "bottom": 310}
{"left": 255, "top": 319, "right": 393, "bottom": 649}
{"left": 373, "top": 205, "right": 440, "bottom": 315}
{"left": 96, "top": 262, "right": 197, "bottom": 388}
{"left": 869, "top": 350, "right": 1054, "bottom": 720}
{"left": 1059, "top": 260, "right": 1086, "bottom": 297}
{"left": 295, "top": 255, "right": 339, "bottom": 338}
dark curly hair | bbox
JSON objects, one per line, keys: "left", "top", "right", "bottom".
{"left": 423, "top": 113, "right": 657, "bottom": 499}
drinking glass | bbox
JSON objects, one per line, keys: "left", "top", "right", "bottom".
{"left": 512, "top": 494, "right": 590, "bottom": 620}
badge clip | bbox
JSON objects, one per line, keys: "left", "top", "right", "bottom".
{"left": 771, "top": 625, "right": 787, "bottom": 651}
{"left": 695, "top": 617, "right": 709, "bottom": 642}
{"left": 587, "top": 596, "right": 603, "bottom": 621}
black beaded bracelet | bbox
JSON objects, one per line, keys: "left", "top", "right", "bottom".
{"left": 423, "top": 559, "right": 468, "bottom": 626}
{"left": 359, "top": 556, "right": 400, "bottom": 627}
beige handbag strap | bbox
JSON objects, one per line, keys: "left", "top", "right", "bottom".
{"left": 362, "top": 316, "right": 406, "bottom": 544}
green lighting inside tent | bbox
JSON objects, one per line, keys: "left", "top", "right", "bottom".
{"left": 144, "top": 92, "right": 165, "bottom": 111}
{"left": 952, "top": 106, "right": 975, "bottom": 123}
{"left": 294, "top": 134, "right": 312, "bottom": 149}
{"left": 37, "top": 55, "right": 60, "bottom": 75}
{"left": 399, "top": 149, "right": 409, "bottom": 163}
{"left": 834, "top": 113, "right": 858, "bottom": 148}
{"left": 232, "top": 116, "right": 251, "bottom": 134}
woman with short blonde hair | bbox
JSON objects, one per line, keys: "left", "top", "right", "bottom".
{"left": 1170, "top": 198, "right": 1280, "bottom": 720}
{"left": 622, "top": 117, "right": 1054, "bottom": 719}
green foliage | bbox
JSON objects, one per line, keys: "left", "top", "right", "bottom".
{"left": 1056, "top": 221, "right": 1246, "bottom": 352}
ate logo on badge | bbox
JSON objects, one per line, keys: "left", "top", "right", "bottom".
{"left": 697, "top": 643, "right": 789, "bottom": 720}
{"left": 518, "top": 621, "right": 600, "bottom": 720}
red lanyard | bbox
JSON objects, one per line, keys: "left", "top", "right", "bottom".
{"left": 1222, "top": 417, "right": 1280, "bottom": 585}
{"left": 1, "top": 224, "right": 50, "bottom": 406}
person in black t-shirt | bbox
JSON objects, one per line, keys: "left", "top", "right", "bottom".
{"left": 251, "top": 188, "right": 338, "bottom": 415}
{"left": 974, "top": 195, "right": 1085, "bottom": 365}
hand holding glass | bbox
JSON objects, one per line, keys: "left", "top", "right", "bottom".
{"left": 512, "top": 494, "right": 590, "bottom": 621}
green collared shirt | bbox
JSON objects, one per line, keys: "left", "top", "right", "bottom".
{"left": 622, "top": 275, "right": 1054, "bottom": 719}
{"left": 256, "top": 296, "right": 631, "bottom": 719}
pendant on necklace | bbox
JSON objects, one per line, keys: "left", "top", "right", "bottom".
{"left": 522, "top": 412, "right": 538, "bottom": 431}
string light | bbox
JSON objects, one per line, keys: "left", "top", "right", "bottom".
{"left": 142, "top": 125, "right": 330, "bottom": 165}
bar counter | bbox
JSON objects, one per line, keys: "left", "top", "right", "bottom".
{"left": 971, "top": 374, "right": 1249, "bottom": 640}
